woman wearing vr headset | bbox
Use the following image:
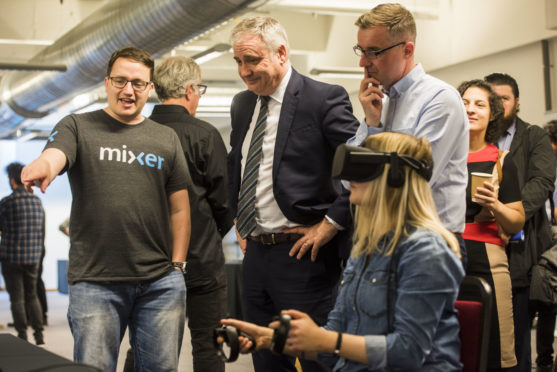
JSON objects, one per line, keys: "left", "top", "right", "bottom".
{"left": 221, "top": 132, "right": 465, "bottom": 371}
{"left": 458, "top": 79, "right": 525, "bottom": 371}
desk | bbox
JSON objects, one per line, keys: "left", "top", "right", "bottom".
{"left": 0, "top": 334, "right": 98, "bottom": 371}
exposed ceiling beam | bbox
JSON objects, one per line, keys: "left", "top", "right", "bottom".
{"left": 0, "top": 62, "right": 67, "bottom": 72}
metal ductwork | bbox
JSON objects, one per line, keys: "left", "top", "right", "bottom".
{"left": 0, "top": 0, "right": 265, "bottom": 138}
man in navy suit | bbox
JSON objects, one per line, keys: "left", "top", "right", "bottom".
{"left": 227, "top": 16, "right": 359, "bottom": 372}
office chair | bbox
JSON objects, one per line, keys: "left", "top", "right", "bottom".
{"left": 455, "top": 275, "right": 493, "bottom": 372}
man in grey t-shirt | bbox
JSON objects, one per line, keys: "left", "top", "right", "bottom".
{"left": 21, "top": 47, "right": 192, "bottom": 372}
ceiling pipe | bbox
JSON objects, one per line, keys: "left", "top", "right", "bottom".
{"left": 0, "top": 0, "right": 265, "bottom": 138}
{"left": 0, "top": 62, "right": 67, "bottom": 72}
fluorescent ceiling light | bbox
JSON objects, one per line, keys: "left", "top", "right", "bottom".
{"left": 174, "top": 45, "right": 208, "bottom": 52}
{"left": 196, "top": 106, "right": 230, "bottom": 113}
{"left": 70, "top": 93, "right": 94, "bottom": 109}
{"left": 15, "top": 131, "right": 38, "bottom": 142}
{"left": 203, "top": 86, "right": 242, "bottom": 95}
{"left": 0, "top": 39, "right": 53, "bottom": 46}
{"left": 191, "top": 43, "right": 231, "bottom": 64}
{"left": 273, "top": 0, "right": 372, "bottom": 13}
{"left": 271, "top": 0, "right": 439, "bottom": 18}
{"left": 199, "top": 95, "right": 234, "bottom": 107}
{"left": 195, "top": 51, "right": 225, "bottom": 64}
{"left": 310, "top": 68, "right": 363, "bottom": 79}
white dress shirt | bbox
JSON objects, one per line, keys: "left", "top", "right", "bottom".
{"left": 240, "top": 67, "right": 303, "bottom": 234}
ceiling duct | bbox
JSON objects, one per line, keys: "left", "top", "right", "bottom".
{"left": 0, "top": 0, "right": 264, "bottom": 138}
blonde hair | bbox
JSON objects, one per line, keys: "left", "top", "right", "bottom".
{"left": 355, "top": 3, "right": 416, "bottom": 43}
{"left": 352, "top": 132, "right": 460, "bottom": 260}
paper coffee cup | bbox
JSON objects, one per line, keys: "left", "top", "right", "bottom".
{"left": 470, "top": 172, "right": 492, "bottom": 203}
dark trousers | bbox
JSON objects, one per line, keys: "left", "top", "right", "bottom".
{"left": 1, "top": 261, "right": 43, "bottom": 338}
{"left": 186, "top": 268, "right": 228, "bottom": 372}
{"left": 36, "top": 248, "right": 47, "bottom": 320}
{"left": 535, "top": 302, "right": 556, "bottom": 367}
{"left": 512, "top": 286, "right": 533, "bottom": 372}
{"left": 243, "top": 238, "right": 341, "bottom": 372}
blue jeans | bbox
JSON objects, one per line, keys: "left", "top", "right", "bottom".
{"left": 67, "top": 270, "right": 186, "bottom": 372}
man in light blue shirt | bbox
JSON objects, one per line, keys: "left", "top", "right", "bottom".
{"left": 350, "top": 3, "right": 469, "bottom": 260}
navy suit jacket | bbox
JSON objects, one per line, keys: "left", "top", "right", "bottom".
{"left": 227, "top": 69, "right": 359, "bottom": 229}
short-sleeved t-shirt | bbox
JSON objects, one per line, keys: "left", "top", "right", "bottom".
{"left": 45, "top": 109, "right": 191, "bottom": 283}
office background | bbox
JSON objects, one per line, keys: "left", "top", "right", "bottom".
{"left": 0, "top": 0, "right": 557, "bottom": 289}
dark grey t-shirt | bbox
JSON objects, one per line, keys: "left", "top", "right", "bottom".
{"left": 45, "top": 109, "right": 191, "bottom": 283}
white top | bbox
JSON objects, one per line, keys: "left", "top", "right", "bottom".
{"left": 240, "top": 67, "right": 302, "bottom": 234}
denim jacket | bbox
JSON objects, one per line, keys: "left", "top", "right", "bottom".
{"left": 323, "top": 228, "right": 464, "bottom": 371}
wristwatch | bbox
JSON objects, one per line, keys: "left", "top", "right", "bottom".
{"left": 172, "top": 261, "right": 187, "bottom": 274}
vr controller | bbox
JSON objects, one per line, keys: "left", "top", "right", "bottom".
{"left": 270, "top": 314, "right": 291, "bottom": 354}
{"left": 213, "top": 314, "right": 292, "bottom": 363}
{"left": 213, "top": 324, "right": 256, "bottom": 363}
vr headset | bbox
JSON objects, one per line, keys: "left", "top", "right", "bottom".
{"left": 332, "top": 144, "right": 433, "bottom": 188}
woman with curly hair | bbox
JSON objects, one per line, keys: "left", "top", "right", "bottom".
{"left": 458, "top": 79, "right": 525, "bottom": 371}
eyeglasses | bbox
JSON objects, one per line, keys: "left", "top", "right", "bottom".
{"left": 197, "top": 84, "right": 207, "bottom": 95}
{"left": 353, "top": 41, "right": 406, "bottom": 60}
{"left": 108, "top": 76, "right": 151, "bottom": 91}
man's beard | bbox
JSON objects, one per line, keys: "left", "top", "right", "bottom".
{"left": 501, "top": 106, "right": 519, "bottom": 132}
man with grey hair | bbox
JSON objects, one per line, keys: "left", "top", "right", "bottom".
{"left": 150, "top": 56, "right": 233, "bottom": 372}
{"left": 227, "top": 16, "right": 359, "bottom": 371}
{"left": 351, "top": 3, "right": 469, "bottom": 264}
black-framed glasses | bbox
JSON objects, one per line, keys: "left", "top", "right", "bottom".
{"left": 197, "top": 84, "right": 207, "bottom": 95}
{"left": 108, "top": 76, "right": 151, "bottom": 91}
{"left": 353, "top": 41, "right": 406, "bottom": 60}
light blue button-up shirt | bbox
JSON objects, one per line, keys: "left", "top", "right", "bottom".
{"left": 349, "top": 64, "right": 469, "bottom": 233}
{"left": 323, "top": 228, "right": 464, "bottom": 371}
{"left": 496, "top": 119, "right": 517, "bottom": 151}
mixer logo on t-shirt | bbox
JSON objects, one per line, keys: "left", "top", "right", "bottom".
{"left": 99, "top": 145, "right": 165, "bottom": 169}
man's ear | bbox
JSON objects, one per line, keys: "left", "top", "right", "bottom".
{"left": 403, "top": 41, "right": 414, "bottom": 58}
{"left": 277, "top": 44, "right": 287, "bottom": 64}
{"left": 185, "top": 83, "right": 194, "bottom": 101}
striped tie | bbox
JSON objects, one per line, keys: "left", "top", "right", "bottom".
{"left": 236, "top": 96, "right": 270, "bottom": 239}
